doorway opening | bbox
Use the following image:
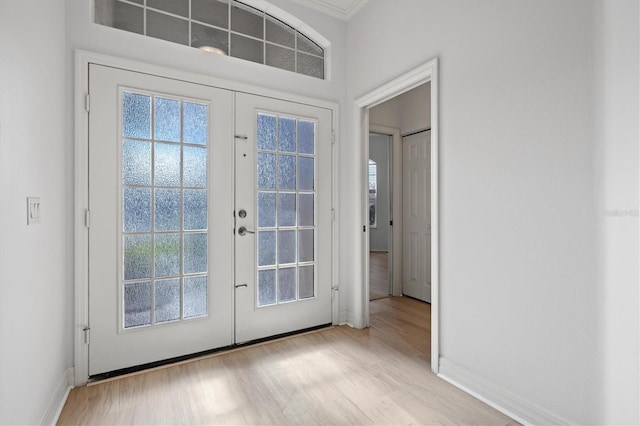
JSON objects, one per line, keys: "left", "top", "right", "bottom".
{"left": 355, "top": 58, "right": 439, "bottom": 372}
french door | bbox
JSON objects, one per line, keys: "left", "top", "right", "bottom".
{"left": 87, "top": 64, "right": 332, "bottom": 376}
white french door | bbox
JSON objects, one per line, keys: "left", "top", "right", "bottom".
{"left": 234, "top": 94, "right": 333, "bottom": 343}
{"left": 87, "top": 64, "right": 332, "bottom": 376}
{"left": 402, "top": 130, "right": 431, "bottom": 303}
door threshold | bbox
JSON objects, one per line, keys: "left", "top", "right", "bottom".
{"left": 88, "top": 323, "right": 333, "bottom": 385}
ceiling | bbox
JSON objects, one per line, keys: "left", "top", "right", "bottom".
{"left": 291, "top": 0, "right": 370, "bottom": 21}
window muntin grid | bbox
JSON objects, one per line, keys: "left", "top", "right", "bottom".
{"left": 95, "top": 0, "right": 325, "bottom": 79}
{"left": 120, "top": 89, "right": 210, "bottom": 329}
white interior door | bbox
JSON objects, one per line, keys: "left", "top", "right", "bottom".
{"left": 234, "top": 94, "right": 333, "bottom": 343}
{"left": 88, "top": 64, "right": 234, "bottom": 376}
{"left": 402, "top": 131, "right": 431, "bottom": 302}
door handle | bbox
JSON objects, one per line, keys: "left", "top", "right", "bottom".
{"left": 238, "top": 226, "right": 255, "bottom": 236}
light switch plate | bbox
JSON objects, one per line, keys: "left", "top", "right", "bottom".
{"left": 27, "top": 197, "right": 41, "bottom": 225}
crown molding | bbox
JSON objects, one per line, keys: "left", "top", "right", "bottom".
{"left": 291, "top": 0, "right": 369, "bottom": 21}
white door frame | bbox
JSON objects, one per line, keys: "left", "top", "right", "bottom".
{"left": 354, "top": 58, "right": 439, "bottom": 373}
{"left": 74, "top": 50, "right": 340, "bottom": 386}
{"left": 369, "top": 125, "right": 402, "bottom": 297}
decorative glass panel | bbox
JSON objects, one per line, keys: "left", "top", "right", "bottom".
{"left": 183, "top": 146, "right": 207, "bottom": 187}
{"left": 298, "top": 194, "right": 314, "bottom": 226}
{"left": 298, "top": 121, "right": 315, "bottom": 155}
{"left": 257, "top": 114, "right": 277, "bottom": 151}
{"left": 183, "top": 102, "right": 208, "bottom": 144}
{"left": 154, "top": 97, "right": 181, "bottom": 142}
{"left": 278, "top": 117, "right": 296, "bottom": 153}
{"left": 155, "top": 143, "right": 181, "bottom": 187}
{"left": 278, "top": 155, "right": 296, "bottom": 190}
{"left": 258, "top": 153, "right": 276, "bottom": 190}
{"left": 184, "top": 233, "right": 208, "bottom": 274}
{"left": 184, "top": 276, "right": 207, "bottom": 318}
{"left": 278, "top": 230, "right": 296, "bottom": 264}
{"left": 154, "top": 189, "right": 181, "bottom": 231}
{"left": 278, "top": 268, "right": 296, "bottom": 302}
{"left": 124, "top": 235, "right": 152, "bottom": 280}
{"left": 258, "top": 231, "right": 276, "bottom": 266}
{"left": 95, "top": 0, "right": 325, "bottom": 79}
{"left": 258, "top": 192, "right": 276, "bottom": 228}
{"left": 258, "top": 269, "right": 276, "bottom": 306}
{"left": 124, "top": 282, "right": 152, "bottom": 328}
{"left": 298, "top": 229, "right": 314, "bottom": 262}
{"left": 278, "top": 193, "right": 296, "bottom": 226}
{"left": 123, "top": 92, "right": 151, "bottom": 139}
{"left": 146, "top": 9, "right": 189, "bottom": 46}
{"left": 123, "top": 140, "right": 151, "bottom": 186}
{"left": 155, "top": 279, "right": 181, "bottom": 323}
{"left": 123, "top": 188, "right": 151, "bottom": 232}
{"left": 184, "top": 189, "right": 208, "bottom": 230}
{"left": 298, "top": 266, "right": 314, "bottom": 299}
{"left": 155, "top": 234, "right": 181, "bottom": 277}
{"left": 298, "top": 157, "right": 314, "bottom": 191}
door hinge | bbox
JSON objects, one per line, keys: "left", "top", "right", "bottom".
{"left": 331, "top": 286, "right": 339, "bottom": 300}
{"left": 84, "top": 93, "right": 90, "bottom": 112}
{"left": 84, "top": 209, "right": 90, "bottom": 228}
{"left": 83, "top": 326, "right": 90, "bottom": 344}
{"left": 390, "top": 220, "right": 393, "bottom": 226}
{"left": 363, "top": 225, "right": 366, "bottom": 232}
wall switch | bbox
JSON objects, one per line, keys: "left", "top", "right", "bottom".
{"left": 27, "top": 197, "right": 41, "bottom": 225}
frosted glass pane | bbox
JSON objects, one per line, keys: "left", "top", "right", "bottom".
{"left": 258, "top": 192, "right": 276, "bottom": 228}
{"left": 257, "top": 153, "right": 276, "bottom": 190}
{"left": 95, "top": 0, "right": 144, "bottom": 35}
{"left": 298, "top": 120, "right": 314, "bottom": 155}
{"left": 298, "top": 157, "right": 314, "bottom": 191}
{"left": 183, "top": 102, "right": 208, "bottom": 144}
{"left": 147, "top": 0, "right": 188, "bottom": 17}
{"left": 154, "top": 97, "right": 181, "bottom": 142}
{"left": 123, "top": 188, "right": 151, "bottom": 233}
{"left": 266, "top": 44, "right": 294, "bottom": 72}
{"left": 231, "top": 1, "right": 263, "bottom": 39}
{"left": 299, "top": 265, "right": 314, "bottom": 299}
{"left": 258, "top": 269, "right": 276, "bottom": 306}
{"left": 297, "top": 33, "right": 323, "bottom": 56}
{"left": 191, "top": 22, "right": 228, "bottom": 54}
{"left": 257, "top": 114, "right": 276, "bottom": 151}
{"left": 299, "top": 229, "right": 314, "bottom": 262}
{"left": 278, "top": 230, "right": 296, "bottom": 264}
{"left": 124, "top": 235, "right": 152, "bottom": 280}
{"left": 278, "top": 268, "right": 296, "bottom": 302}
{"left": 184, "top": 233, "right": 207, "bottom": 274}
{"left": 296, "top": 52, "right": 324, "bottom": 79}
{"left": 147, "top": 10, "right": 189, "bottom": 46}
{"left": 230, "top": 33, "right": 263, "bottom": 64}
{"left": 265, "top": 16, "right": 294, "bottom": 48}
{"left": 184, "top": 189, "right": 207, "bottom": 230}
{"left": 154, "top": 189, "right": 180, "bottom": 231}
{"left": 184, "top": 276, "right": 207, "bottom": 318}
{"left": 155, "top": 143, "right": 181, "bottom": 186}
{"left": 278, "top": 155, "right": 296, "bottom": 190}
{"left": 258, "top": 231, "right": 276, "bottom": 266}
{"left": 183, "top": 146, "right": 207, "bottom": 188}
{"left": 298, "top": 194, "right": 314, "bottom": 226}
{"left": 123, "top": 92, "right": 151, "bottom": 139}
{"left": 155, "top": 233, "right": 180, "bottom": 277}
{"left": 278, "top": 193, "right": 295, "bottom": 227}
{"left": 155, "top": 279, "right": 181, "bottom": 323}
{"left": 278, "top": 117, "right": 296, "bottom": 153}
{"left": 124, "top": 282, "right": 151, "bottom": 328}
{"left": 123, "top": 140, "right": 151, "bottom": 186}
{"left": 192, "top": 0, "right": 229, "bottom": 29}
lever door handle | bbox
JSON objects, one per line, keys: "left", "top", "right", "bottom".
{"left": 238, "top": 226, "right": 255, "bottom": 236}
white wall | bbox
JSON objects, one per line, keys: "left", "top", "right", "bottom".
{"left": 368, "top": 133, "right": 390, "bottom": 251}
{"left": 0, "top": 0, "right": 71, "bottom": 423}
{"left": 369, "top": 82, "right": 430, "bottom": 135}
{"left": 347, "top": 0, "right": 638, "bottom": 423}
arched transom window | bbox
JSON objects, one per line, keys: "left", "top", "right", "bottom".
{"left": 95, "top": 0, "right": 326, "bottom": 79}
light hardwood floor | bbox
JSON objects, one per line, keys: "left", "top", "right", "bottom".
{"left": 370, "top": 251, "right": 390, "bottom": 300}
{"left": 58, "top": 297, "right": 517, "bottom": 425}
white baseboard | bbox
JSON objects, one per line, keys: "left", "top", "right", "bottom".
{"left": 438, "top": 358, "right": 573, "bottom": 425}
{"left": 39, "top": 367, "right": 74, "bottom": 426}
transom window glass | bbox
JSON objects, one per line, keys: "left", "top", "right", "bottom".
{"left": 95, "top": 0, "right": 325, "bottom": 79}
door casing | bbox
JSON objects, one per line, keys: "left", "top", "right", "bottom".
{"left": 74, "top": 50, "right": 339, "bottom": 386}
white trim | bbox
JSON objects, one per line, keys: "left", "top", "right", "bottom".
{"left": 438, "top": 358, "right": 574, "bottom": 425}
{"left": 74, "top": 50, "right": 340, "bottom": 385}
{"left": 39, "top": 367, "right": 74, "bottom": 426}
{"left": 369, "top": 124, "right": 402, "bottom": 296}
{"left": 354, "top": 58, "right": 439, "bottom": 372}
{"left": 291, "top": 0, "right": 370, "bottom": 21}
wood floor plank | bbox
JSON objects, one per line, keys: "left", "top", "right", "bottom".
{"left": 58, "top": 297, "right": 517, "bottom": 425}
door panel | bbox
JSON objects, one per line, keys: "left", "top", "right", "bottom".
{"left": 234, "top": 94, "right": 332, "bottom": 343}
{"left": 402, "top": 131, "right": 431, "bottom": 302}
{"left": 88, "top": 64, "right": 234, "bottom": 375}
